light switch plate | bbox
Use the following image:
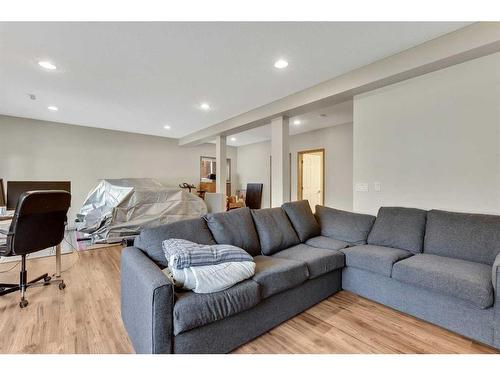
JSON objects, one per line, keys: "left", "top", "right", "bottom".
{"left": 374, "top": 182, "right": 381, "bottom": 192}
{"left": 355, "top": 183, "right": 369, "bottom": 192}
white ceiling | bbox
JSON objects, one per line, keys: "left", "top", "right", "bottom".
{"left": 227, "top": 100, "right": 353, "bottom": 147}
{"left": 0, "top": 22, "right": 470, "bottom": 141}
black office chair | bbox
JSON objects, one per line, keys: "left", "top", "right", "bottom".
{"left": 0, "top": 190, "right": 71, "bottom": 308}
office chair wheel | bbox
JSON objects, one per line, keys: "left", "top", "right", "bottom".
{"left": 19, "top": 299, "right": 28, "bottom": 308}
{"left": 58, "top": 282, "right": 66, "bottom": 290}
{"left": 44, "top": 276, "right": 52, "bottom": 284}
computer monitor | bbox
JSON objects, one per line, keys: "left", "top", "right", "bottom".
{"left": 6, "top": 181, "right": 71, "bottom": 210}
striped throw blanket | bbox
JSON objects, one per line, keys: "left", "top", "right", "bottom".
{"left": 162, "top": 238, "right": 253, "bottom": 269}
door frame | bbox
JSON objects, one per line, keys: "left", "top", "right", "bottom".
{"left": 297, "top": 148, "right": 325, "bottom": 205}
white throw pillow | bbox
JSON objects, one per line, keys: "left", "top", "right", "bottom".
{"left": 163, "top": 261, "right": 255, "bottom": 294}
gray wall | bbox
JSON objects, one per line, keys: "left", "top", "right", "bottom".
{"left": 353, "top": 51, "right": 500, "bottom": 215}
{"left": 237, "top": 123, "right": 353, "bottom": 210}
{"left": 0, "top": 115, "right": 238, "bottom": 224}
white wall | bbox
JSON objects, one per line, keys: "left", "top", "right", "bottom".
{"left": 0, "top": 115, "right": 238, "bottom": 222}
{"left": 236, "top": 141, "right": 272, "bottom": 208}
{"left": 353, "top": 52, "right": 500, "bottom": 215}
{"left": 237, "top": 123, "right": 353, "bottom": 210}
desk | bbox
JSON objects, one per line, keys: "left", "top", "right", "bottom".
{"left": 0, "top": 217, "right": 62, "bottom": 278}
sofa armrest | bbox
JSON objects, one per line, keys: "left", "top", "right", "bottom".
{"left": 494, "top": 253, "right": 500, "bottom": 348}
{"left": 121, "top": 246, "right": 175, "bottom": 354}
{"left": 493, "top": 253, "right": 500, "bottom": 295}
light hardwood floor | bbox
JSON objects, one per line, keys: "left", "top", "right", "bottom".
{"left": 0, "top": 246, "right": 497, "bottom": 354}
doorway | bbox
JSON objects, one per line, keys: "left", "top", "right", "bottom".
{"left": 298, "top": 149, "right": 325, "bottom": 210}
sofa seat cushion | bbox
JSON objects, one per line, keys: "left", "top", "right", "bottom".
{"left": 342, "top": 245, "right": 413, "bottom": 277}
{"left": 281, "top": 200, "right": 321, "bottom": 242}
{"left": 252, "top": 255, "right": 309, "bottom": 298}
{"left": 392, "top": 254, "right": 494, "bottom": 309}
{"left": 272, "top": 244, "right": 344, "bottom": 279}
{"left": 205, "top": 207, "right": 261, "bottom": 256}
{"left": 305, "top": 236, "right": 349, "bottom": 251}
{"left": 368, "top": 207, "right": 427, "bottom": 254}
{"left": 173, "top": 280, "right": 261, "bottom": 335}
{"left": 315, "top": 206, "right": 375, "bottom": 245}
{"left": 251, "top": 208, "right": 300, "bottom": 255}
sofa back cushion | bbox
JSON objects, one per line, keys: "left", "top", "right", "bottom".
{"left": 424, "top": 209, "right": 500, "bottom": 265}
{"left": 281, "top": 200, "right": 320, "bottom": 242}
{"left": 315, "top": 205, "right": 375, "bottom": 245}
{"left": 251, "top": 208, "right": 300, "bottom": 255}
{"left": 205, "top": 207, "right": 261, "bottom": 256}
{"left": 367, "top": 207, "right": 427, "bottom": 253}
{"left": 134, "top": 217, "right": 215, "bottom": 268}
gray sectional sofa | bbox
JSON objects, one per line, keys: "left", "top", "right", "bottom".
{"left": 120, "top": 201, "right": 500, "bottom": 353}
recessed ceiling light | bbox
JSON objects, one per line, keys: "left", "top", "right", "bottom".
{"left": 163, "top": 125, "right": 171, "bottom": 130}
{"left": 200, "top": 103, "right": 210, "bottom": 110}
{"left": 38, "top": 61, "right": 57, "bottom": 70}
{"left": 293, "top": 120, "right": 301, "bottom": 125}
{"left": 274, "top": 59, "right": 288, "bottom": 69}
{"left": 230, "top": 137, "right": 236, "bottom": 142}
{"left": 47, "top": 106, "right": 58, "bottom": 111}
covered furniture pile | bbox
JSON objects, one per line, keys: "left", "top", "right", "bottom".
{"left": 76, "top": 178, "right": 207, "bottom": 243}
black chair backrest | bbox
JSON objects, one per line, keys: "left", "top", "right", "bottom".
{"left": 7, "top": 190, "right": 71, "bottom": 256}
{"left": 245, "top": 183, "right": 263, "bottom": 210}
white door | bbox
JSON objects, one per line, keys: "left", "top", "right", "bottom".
{"left": 301, "top": 151, "right": 323, "bottom": 210}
